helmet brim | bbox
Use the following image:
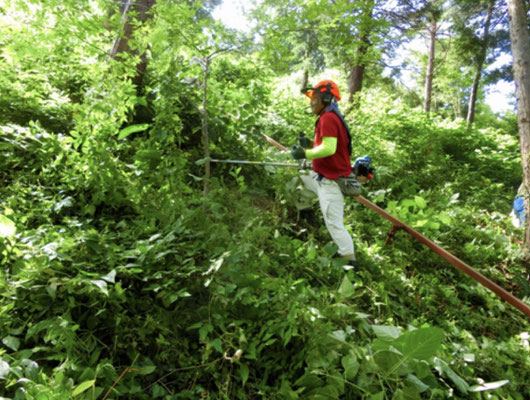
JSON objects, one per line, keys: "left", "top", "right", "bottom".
{"left": 302, "top": 87, "right": 317, "bottom": 98}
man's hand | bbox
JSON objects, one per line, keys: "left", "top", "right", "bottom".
{"left": 291, "top": 145, "right": 306, "bottom": 160}
{"left": 298, "top": 133, "right": 312, "bottom": 149}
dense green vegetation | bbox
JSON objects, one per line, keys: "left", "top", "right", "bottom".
{"left": 1, "top": 1, "right": 529, "bottom": 399}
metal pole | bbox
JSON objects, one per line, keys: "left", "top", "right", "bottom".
{"left": 210, "top": 159, "right": 307, "bottom": 168}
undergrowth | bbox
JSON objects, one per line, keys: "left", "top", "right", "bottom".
{"left": 1, "top": 104, "right": 529, "bottom": 399}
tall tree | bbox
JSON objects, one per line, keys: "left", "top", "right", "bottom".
{"left": 423, "top": 11, "right": 438, "bottom": 112}
{"left": 391, "top": 0, "right": 446, "bottom": 113}
{"left": 465, "top": 0, "right": 495, "bottom": 126}
{"left": 427, "top": 39, "right": 473, "bottom": 118}
{"left": 506, "top": 0, "right": 530, "bottom": 252}
{"left": 251, "top": 0, "right": 326, "bottom": 82}
{"left": 108, "top": 0, "right": 156, "bottom": 88}
{"left": 419, "top": 2, "right": 446, "bottom": 112}
{"left": 451, "top": 0, "right": 507, "bottom": 125}
{"left": 300, "top": 29, "right": 320, "bottom": 91}
{"left": 347, "top": 0, "right": 376, "bottom": 106}
{"left": 326, "top": 0, "right": 390, "bottom": 107}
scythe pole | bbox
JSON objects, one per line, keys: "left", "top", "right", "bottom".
{"left": 210, "top": 159, "right": 308, "bottom": 168}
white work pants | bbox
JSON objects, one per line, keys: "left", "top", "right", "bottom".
{"left": 300, "top": 171, "right": 354, "bottom": 256}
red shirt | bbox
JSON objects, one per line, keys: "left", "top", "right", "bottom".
{"left": 312, "top": 111, "right": 352, "bottom": 179}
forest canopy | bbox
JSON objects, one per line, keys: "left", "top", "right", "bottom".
{"left": 0, "top": 0, "right": 529, "bottom": 399}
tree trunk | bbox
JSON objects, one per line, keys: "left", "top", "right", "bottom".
{"left": 109, "top": 0, "right": 156, "bottom": 87}
{"left": 301, "top": 31, "right": 311, "bottom": 92}
{"left": 453, "top": 91, "right": 462, "bottom": 119}
{"left": 467, "top": 67, "right": 483, "bottom": 125}
{"left": 506, "top": 0, "right": 530, "bottom": 253}
{"left": 301, "top": 69, "right": 309, "bottom": 92}
{"left": 423, "top": 17, "right": 437, "bottom": 113}
{"left": 347, "top": 0, "right": 374, "bottom": 107}
{"left": 466, "top": 0, "right": 495, "bottom": 126}
{"left": 201, "top": 58, "right": 211, "bottom": 199}
{"left": 348, "top": 63, "right": 366, "bottom": 105}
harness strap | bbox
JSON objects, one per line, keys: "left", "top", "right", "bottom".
{"left": 316, "top": 102, "right": 352, "bottom": 156}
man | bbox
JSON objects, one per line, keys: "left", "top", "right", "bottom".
{"left": 291, "top": 80, "right": 356, "bottom": 264}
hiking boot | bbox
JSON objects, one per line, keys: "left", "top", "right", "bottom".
{"left": 299, "top": 209, "right": 318, "bottom": 227}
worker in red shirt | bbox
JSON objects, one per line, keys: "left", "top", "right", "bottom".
{"left": 291, "top": 80, "right": 356, "bottom": 264}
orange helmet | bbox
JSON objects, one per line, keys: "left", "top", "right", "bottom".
{"left": 304, "top": 80, "right": 341, "bottom": 102}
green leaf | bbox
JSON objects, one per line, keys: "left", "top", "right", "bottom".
{"left": 372, "top": 338, "right": 391, "bottom": 352}
{"left": 414, "top": 219, "right": 428, "bottom": 227}
{"left": 414, "top": 196, "right": 427, "bottom": 209}
{"left": 71, "top": 379, "right": 96, "bottom": 397}
{"left": 392, "top": 327, "right": 444, "bottom": 361}
{"left": 90, "top": 280, "right": 109, "bottom": 296}
{"left": 374, "top": 350, "right": 411, "bottom": 376}
{"left": 101, "top": 270, "right": 116, "bottom": 283}
{"left": 0, "top": 215, "right": 16, "bottom": 237}
{"left": 279, "top": 380, "right": 298, "bottom": 399}
{"left": 328, "top": 330, "right": 347, "bottom": 343}
{"left": 209, "top": 338, "right": 223, "bottom": 353}
{"left": 195, "top": 157, "right": 211, "bottom": 166}
{"left": 392, "top": 387, "right": 421, "bottom": 400}
{"left": 341, "top": 353, "right": 359, "bottom": 380}
{"left": 469, "top": 380, "right": 509, "bottom": 392}
{"left": 369, "top": 392, "right": 384, "bottom": 400}
{"left": 437, "top": 213, "right": 452, "bottom": 225}
{"left": 137, "top": 365, "right": 156, "bottom": 375}
{"left": 240, "top": 363, "right": 249, "bottom": 386}
{"left": 354, "top": 312, "right": 370, "bottom": 319}
{"left": 0, "top": 360, "right": 10, "bottom": 379}
{"left": 199, "top": 323, "right": 213, "bottom": 341}
{"left": 376, "top": 327, "right": 444, "bottom": 377}
{"left": 0, "top": 302, "right": 14, "bottom": 318}
{"left": 434, "top": 358, "right": 469, "bottom": 393}
{"left": 405, "top": 384, "right": 423, "bottom": 400}
{"left": 406, "top": 374, "right": 430, "bottom": 393}
{"left": 118, "top": 123, "right": 150, "bottom": 139}
{"left": 152, "top": 384, "right": 167, "bottom": 397}
{"left": 203, "top": 252, "right": 229, "bottom": 277}
{"left": 371, "top": 325, "right": 402, "bottom": 340}
{"left": 313, "top": 384, "right": 340, "bottom": 399}
{"left": 338, "top": 276, "right": 355, "bottom": 298}
{"left": 401, "top": 199, "right": 416, "bottom": 209}
{"left": 2, "top": 336, "right": 20, "bottom": 351}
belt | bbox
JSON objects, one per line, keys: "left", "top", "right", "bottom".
{"left": 316, "top": 174, "right": 339, "bottom": 182}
